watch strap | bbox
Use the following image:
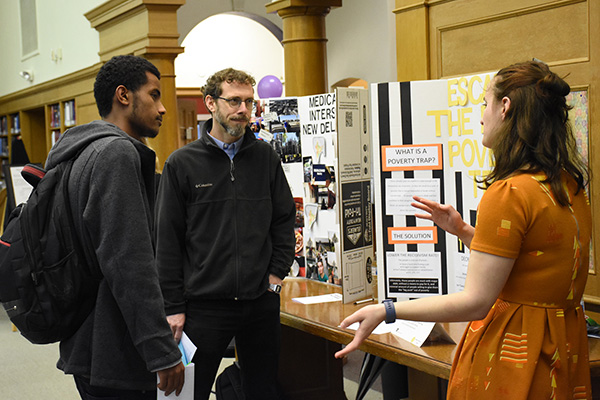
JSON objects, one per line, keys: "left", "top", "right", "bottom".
{"left": 269, "top": 283, "right": 282, "bottom": 294}
{"left": 383, "top": 299, "right": 396, "bottom": 324}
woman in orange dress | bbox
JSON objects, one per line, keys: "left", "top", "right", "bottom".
{"left": 335, "top": 60, "right": 592, "bottom": 399}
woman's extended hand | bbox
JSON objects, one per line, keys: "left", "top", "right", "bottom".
{"left": 334, "top": 304, "right": 387, "bottom": 359}
{"left": 411, "top": 196, "right": 474, "bottom": 247}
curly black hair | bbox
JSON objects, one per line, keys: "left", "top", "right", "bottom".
{"left": 94, "top": 55, "right": 161, "bottom": 118}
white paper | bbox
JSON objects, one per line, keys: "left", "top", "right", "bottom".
{"left": 346, "top": 320, "right": 403, "bottom": 335}
{"left": 392, "top": 320, "right": 435, "bottom": 347}
{"left": 345, "top": 317, "right": 455, "bottom": 347}
{"left": 429, "top": 322, "right": 456, "bottom": 344}
{"left": 157, "top": 363, "right": 195, "bottom": 400}
{"left": 385, "top": 178, "right": 440, "bottom": 216}
{"left": 385, "top": 252, "right": 442, "bottom": 296}
{"left": 258, "top": 129, "right": 274, "bottom": 142}
{"left": 292, "top": 293, "right": 343, "bottom": 304}
{"left": 179, "top": 332, "right": 197, "bottom": 365}
{"left": 10, "top": 166, "right": 34, "bottom": 205}
{"left": 262, "top": 111, "right": 278, "bottom": 122}
{"left": 453, "top": 251, "right": 470, "bottom": 291}
{"left": 157, "top": 333, "right": 197, "bottom": 400}
{"left": 392, "top": 320, "right": 455, "bottom": 347}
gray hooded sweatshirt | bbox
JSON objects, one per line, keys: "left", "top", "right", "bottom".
{"left": 46, "top": 120, "right": 180, "bottom": 390}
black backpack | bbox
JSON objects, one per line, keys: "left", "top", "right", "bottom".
{"left": 0, "top": 156, "right": 101, "bottom": 344}
{"left": 215, "top": 362, "right": 245, "bottom": 400}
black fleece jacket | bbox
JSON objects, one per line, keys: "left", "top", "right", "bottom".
{"left": 156, "top": 120, "right": 295, "bottom": 315}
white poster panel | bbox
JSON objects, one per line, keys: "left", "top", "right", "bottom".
{"left": 336, "top": 88, "right": 374, "bottom": 303}
{"left": 297, "top": 93, "right": 341, "bottom": 286}
{"left": 372, "top": 72, "right": 495, "bottom": 300}
{"left": 256, "top": 90, "right": 373, "bottom": 303}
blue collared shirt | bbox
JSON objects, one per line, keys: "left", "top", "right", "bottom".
{"left": 209, "top": 134, "right": 244, "bottom": 160}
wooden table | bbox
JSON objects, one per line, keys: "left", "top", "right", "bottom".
{"left": 277, "top": 277, "right": 600, "bottom": 399}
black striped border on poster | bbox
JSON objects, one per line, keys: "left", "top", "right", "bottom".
{"left": 374, "top": 81, "right": 449, "bottom": 298}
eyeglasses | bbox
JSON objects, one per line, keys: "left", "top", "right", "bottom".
{"left": 215, "top": 96, "right": 256, "bottom": 109}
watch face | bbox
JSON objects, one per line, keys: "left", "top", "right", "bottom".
{"left": 270, "top": 284, "right": 282, "bottom": 293}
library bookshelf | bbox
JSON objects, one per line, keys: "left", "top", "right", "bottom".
{"left": 47, "top": 99, "right": 77, "bottom": 149}
{"left": 0, "top": 64, "right": 101, "bottom": 175}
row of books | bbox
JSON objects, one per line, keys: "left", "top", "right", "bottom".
{"left": 51, "top": 129, "right": 62, "bottom": 147}
{"left": 0, "top": 113, "right": 21, "bottom": 135}
{"left": 49, "top": 101, "right": 76, "bottom": 128}
{"left": 0, "top": 116, "right": 7, "bottom": 136}
{"left": 49, "top": 104, "right": 61, "bottom": 128}
{"left": 9, "top": 114, "right": 20, "bottom": 134}
{"left": 0, "top": 114, "right": 21, "bottom": 135}
{"left": 64, "top": 100, "right": 76, "bottom": 127}
{"left": 49, "top": 101, "right": 76, "bottom": 129}
{"left": 0, "top": 137, "right": 9, "bottom": 157}
{"left": 2, "top": 100, "right": 75, "bottom": 138}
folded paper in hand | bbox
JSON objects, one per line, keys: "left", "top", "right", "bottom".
{"left": 157, "top": 332, "right": 197, "bottom": 400}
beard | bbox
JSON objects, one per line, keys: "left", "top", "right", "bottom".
{"left": 214, "top": 106, "right": 248, "bottom": 139}
{"left": 131, "top": 98, "right": 160, "bottom": 139}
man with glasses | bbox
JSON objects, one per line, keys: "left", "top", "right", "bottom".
{"left": 155, "top": 68, "right": 295, "bottom": 400}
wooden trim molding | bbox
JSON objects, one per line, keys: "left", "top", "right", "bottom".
{"left": 0, "top": 63, "right": 101, "bottom": 114}
{"left": 436, "top": 0, "right": 587, "bottom": 32}
{"left": 176, "top": 87, "right": 203, "bottom": 97}
{"left": 393, "top": 0, "right": 429, "bottom": 14}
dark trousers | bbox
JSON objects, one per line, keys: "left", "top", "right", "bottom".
{"left": 74, "top": 376, "right": 155, "bottom": 400}
{"left": 185, "top": 291, "right": 281, "bottom": 400}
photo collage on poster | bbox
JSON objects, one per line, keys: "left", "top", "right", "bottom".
{"left": 253, "top": 95, "right": 341, "bottom": 285}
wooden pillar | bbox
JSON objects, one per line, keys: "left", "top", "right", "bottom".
{"left": 141, "top": 52, "right": 180, "bottom": 168}
{"left": 266, "top": 0, "right": 342, "bottom": 96}
{"left": 394, "top": 0, "right": 430, "bottom": 81}
{"left": 85, "top": 0, "right": 185, "bottom": 169}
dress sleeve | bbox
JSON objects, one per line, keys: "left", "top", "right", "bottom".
{"left": 470, "top": 179, "right": 530, "bottom": 259}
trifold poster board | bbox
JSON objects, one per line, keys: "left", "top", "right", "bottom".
{"left": 371, "top": 72, "right": 495, "bottom": 301}
{"left": 254, "top": 88, "right": 374, "bottom": 303}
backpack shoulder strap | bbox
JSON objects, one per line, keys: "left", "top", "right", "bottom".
{"left": 21, "top": 164, "right": 45, "bottom": 188}
{"left": 60, "top": 145, "right": 103, "bottom": 281}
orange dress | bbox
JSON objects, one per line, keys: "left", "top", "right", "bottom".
{"left": 447, "top": 173, "right": 592, "bottom": 399}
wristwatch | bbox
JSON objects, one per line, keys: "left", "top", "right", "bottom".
{"left": 383, "top": 299, "right": 396, "bottom": 324}
{"left": 269, "top": 283, "right": 282, "bottom": 294}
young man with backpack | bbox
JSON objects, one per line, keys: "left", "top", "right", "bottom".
{"left": 45, "top": 55, "right": 184, "bottom": 399}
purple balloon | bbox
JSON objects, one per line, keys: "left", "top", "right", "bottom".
{"left": 257, "top": 75, "right": 283, "bottom": 98}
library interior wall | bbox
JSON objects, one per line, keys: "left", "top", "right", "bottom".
{"left": 0, "top": 0, "right": 396, "bottom": 99}
{"left": 176, "top": 0, "right": 396, "bottom": 90}
{"left": 325, "top": 0, "right": 396, "bottom": 88}
{"left": 176, "top": 1, "right": 283, "bottom": 49}
{"left": 174, "top": 13, "right": 284, "bottom": 91}
{"left": 0, "top": 0, "right": 105, "bottom": 98}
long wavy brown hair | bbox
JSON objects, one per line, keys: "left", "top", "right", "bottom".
{"left": 479, "top": 60, "right": 588, "bottom": 206}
